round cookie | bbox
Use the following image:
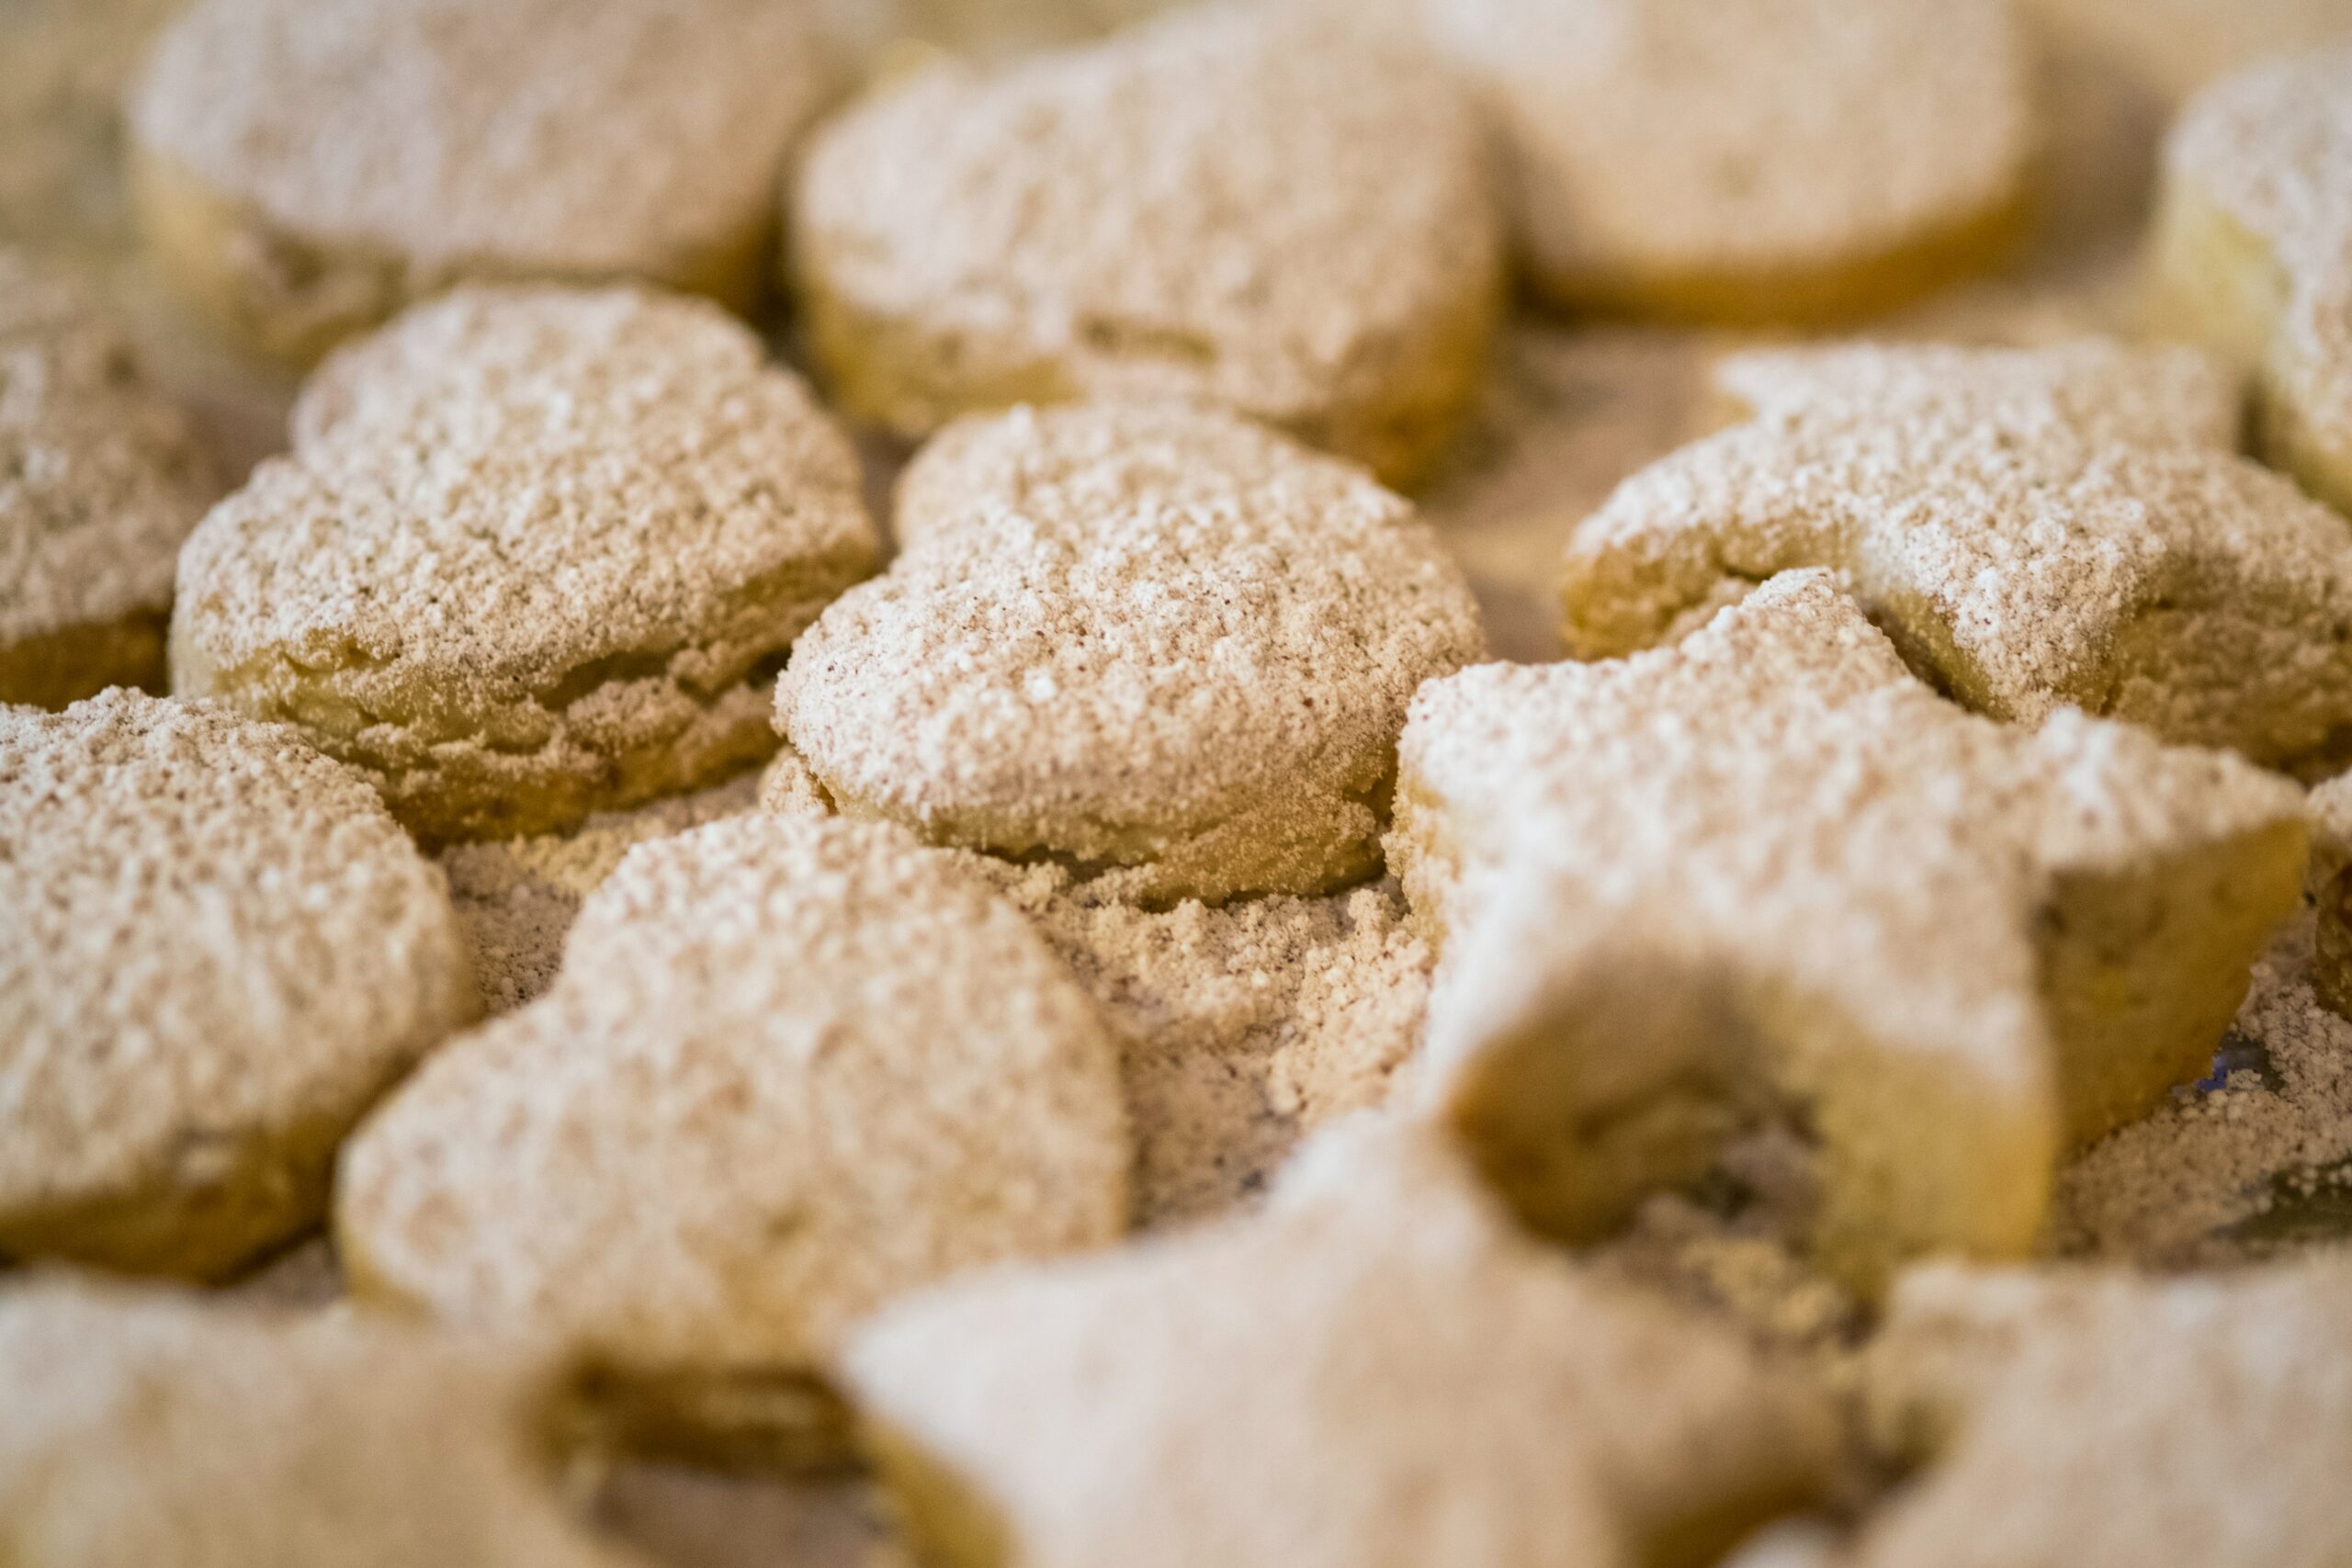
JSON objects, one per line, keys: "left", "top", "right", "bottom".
{"left": 173, "top": 286, "right": 882, "bottom": 843}
{"left": 1419, "top": 0, "right": 2035, "bottom": 323}
{"left": 0, "top": 249, "right": 220, "bottom": 709}
{"left": 336, "top": 814, "right": 1130, "bottom": 1468}
{"left": 776, "top": 401, "right": 1489, "bottom": 906}
{"left": 2152, "top": 49, "right": 2352, "bottom": 515}
{"left": 0, "top": 1277, "right": 640, "bottom": 1568}
{"left": 0, "top": 691, "right": 477, "bottom": 1280}
{"left": 128, "top": 0, "right": 839, "bottom": 363}
{"left": 787, "top": 2, "right": 1504, "bottom": 487}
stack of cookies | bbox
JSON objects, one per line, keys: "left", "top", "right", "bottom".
{"left": 8, "top": 0, "right": 2352, "bottom": 1563}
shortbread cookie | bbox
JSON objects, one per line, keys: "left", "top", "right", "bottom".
{"left": 174, "top": 287, "right": 881, "bottom": 842}
{"left": 0, "top": 249, "right": 220, "bottom": 709}
{"left": 2152, "top": 50, "right": 2352, "bottom": 514}
{"left": 2306, "top": 773, "right": 2352, "bottom": 1021}
{"left": 0, "top": 1276, "right": 638, "bottom": 1568}
{"left": 845, "top": 1118, "right": 1838, "bottom": 1568}
{"left": 788, "top": 3, "right": 1503, "bottom": 486}
{"left": 1561, "top": 339, "right": 2352, "bottom": 767}
{"left": 1419, "top": 0, "right": 2034, "bottom": 323}
{"left": 128, "top": 0, "right": 836, "bottom": 362}
{"left": 778, "top": 402, "right": 1487, "bottom": 905}
{"left": 0, "top": 691, "right": 475, "bottom": 1280}
{"left": 1854, "top": 1258, "right": 2352, "bottom": 1567}
{"left": 338, "top": 815, "right": 1129, "bottom": 1467}
{"left": 1393, "top": 572, "right": 2305, "bottom": 1291}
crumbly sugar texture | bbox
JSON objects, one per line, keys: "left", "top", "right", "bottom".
{"left": 0, "top": 1276, "right": 640, "bottom": 1568}
{"left": 0, "top": 691, "right": 477, "bottom": 1280}
{"left": 1416, "top": 0, "right": 2035, "bottom": 322}
{"left": 337, "top": 814, "right": 1131, "bottom": 1466}
{"left": 127, "top": 0, "right": 837, "bottom": 360}
{"left": 1561, "top": 337, "right": 2352, "bottom": 767}
{"left": 787, "top": 1, "right": 1504, "bottom": 485}
{"left": 1392, "top": 571, "right": 2306, "bottom": 1292}
{"left": 173, "top": 286, "right": 882, "bottom": 843}
{"left": 844, "top": 1118, "right": 1838, "bottom": 1568}
{"left": 2152, "top": 48, "right": 2352, "bottom": 515}
{"left": 0, "top": 247, "right": 220, "bottom": 708}
{"left": 1853, "top": 1258, "right": 2352, "bottom": 1568}
{"left": 777, "top": 401, "right": 1488, "bottom": 905}
{"left": 2051, "top": 911, "right": 2352, "bottom": 1263}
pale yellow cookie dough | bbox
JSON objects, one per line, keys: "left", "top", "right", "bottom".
{"left": 1855, "top": 1258, "right": 2352, "bottom": 1568}
{"left": 2151, "top": 49, "right": 2352, "bottom": 514}
{"left": 1561, "top": 339, "right": 2352, "bottom": 768}
{"left": 778, "top": 401, "right": 1487, "bottom": 906}
{"left": 2306, "top": 771, "right": 2352, "bottom": 1021}
{"left": 338, "top": 814, "right": 1130, "bottom": 1468}
{"left": 128, "top": 0, "right": 837, "bottom": 362}
{"left": 1394, "top": 571, "right": 2305, "bottom": 1292}
{"left": 0, "top": 1275, "right": 641, "bottom": 1568}
{"left": 788, "top": 2, "right": 1504, "bottom": 486}
{"left": 0, "top": 691, "right": 476, "bottom": 1280}
{"left": 173, "top": 286, "right": 881, "bottom": 842}
{"left": 0, "top": 249, "right": 220, "bottom": 709}
{"left": 1419, "top": 0, "right": 2036, "bottom": 323}
{"left": 845, "top": 1118, "right": 1838, "bottom": 1568}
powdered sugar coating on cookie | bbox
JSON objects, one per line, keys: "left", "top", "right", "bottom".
{"left": 779, "top": 402, "right": 1487, "bottom": 905}
{"left": 845, "top": 1118, "right": 1838, "bottom": 1568}
{"left": 0, "top": 248, "right": 220, "bottom": 706}
{"left": 789, "top": 2, "right": 1503, "bottom": 484}
{"left": 1421, "top": 0, "right": 2033, "bottom": 320}
{"left": 338, "top": 814, "right": 1128, "bottom": 1459}
{"left": 174, "top": 286, "right": 881, "bottom": 840}
{"left": 0, "top": 691, "right": 476, "bottom": 1279}
{"left": 1562, "top": 339, "right": 2352, "bottom": 765}
{"left": 1396, "top": 572, "right": 2305, "bottom": 1289}
{"left": 0, "top": 1277, "right": 636, "bottom": 1568}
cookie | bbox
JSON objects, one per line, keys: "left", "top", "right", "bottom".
{"left": 173, "top": 286, "right": 882, "bottom": 843}
{"left": 0, "top": 691, "right": 475, "bottom": 1280}
{"left": 0, "top": 1275, "right": 638, "bottom": 1568}
{"left": 2306, "top": 772, "right": 2352, "bottom": 1021}
{"left": 1419, "top": 0, "right": 2034, "bottom": 323}
{"left": 1392, "top": 571, "right": 2305, "bottom": 1292}
{"left": 337, "top": 814, "right": 1130, "bottom": 1467}
{"left": 1855, "top": 1258, "right": 2352, "bottom": 1567}
{"left": 844, "top": 1118, "right": 1838, "bottom": 1568}
{"left": 2152, "top": 49, "right": 2352, "bottom": 514}
{"left": 1560, "top": 339, "right": 2352, "bottom": 767}
{"left": 787, "top": 3, "right": 1503, "bottom": 486}
{"left": 0, "top": 249, "right": 220, "bottom": 709}
{"left": 128, "top": 0, "right": 836, "bottom": 362}
{"left": 777, "top": 402, "right": 1487, "bottom": 905}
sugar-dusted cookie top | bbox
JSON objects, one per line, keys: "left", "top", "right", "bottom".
{"left": 174, "top": 286, "right": 880, "bottom": 840}
{"left": 1420, "top": 0, "right": 2033, "bottom": 321}
{"left": 0, "top": 691, "right": 476, "bottom": 1280}
{"left": 0, "top": 1277, "right": 639, "bottom": 1568}
{"left": 845, "top": 1118, "right": 1838, "bottom": 1568}
{"left": 1395, "top": 572, "right": 2305, "bottom": 1290}
{"left": 1854, "top": 1258, "right": 2352, "bottom": 1568}
{"left": 130, "top": 0, "right": 833, "bottom": 329}
{"left": 1561, "top": 339, "right": 2352, "bottom": 765}
{"left": 778, "top": 401, "right": 1487, "bottom": 905}
{"left": 2156, "top": 48, "right": 2352, "bottom": 513}
{"left": 0, "top": 248, "right": 220, "bottom": 706}
{"left": 789, "top": 2, "right": 1504, "bottom": 484}
{"left": 338, "top": 814, "right": 1128, "bottom": 1461}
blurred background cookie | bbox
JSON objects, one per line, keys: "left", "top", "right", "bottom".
{"left": 172, "top": 286, "right": 880, "bottom": 842}
{"left": 127, "top": 0, "right": 840, "bottom": 362}
{"left": 0, "top": 691, "right": 475, "bottom": 1280}
{"left": 789, "top": 1, "right": 1504, "bottom": 485}
{"left": 778, "top": 401, "right": 1487, "bottom": 904}
{"left": 0, "top": 248, "right": 219, "bottom": 709}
